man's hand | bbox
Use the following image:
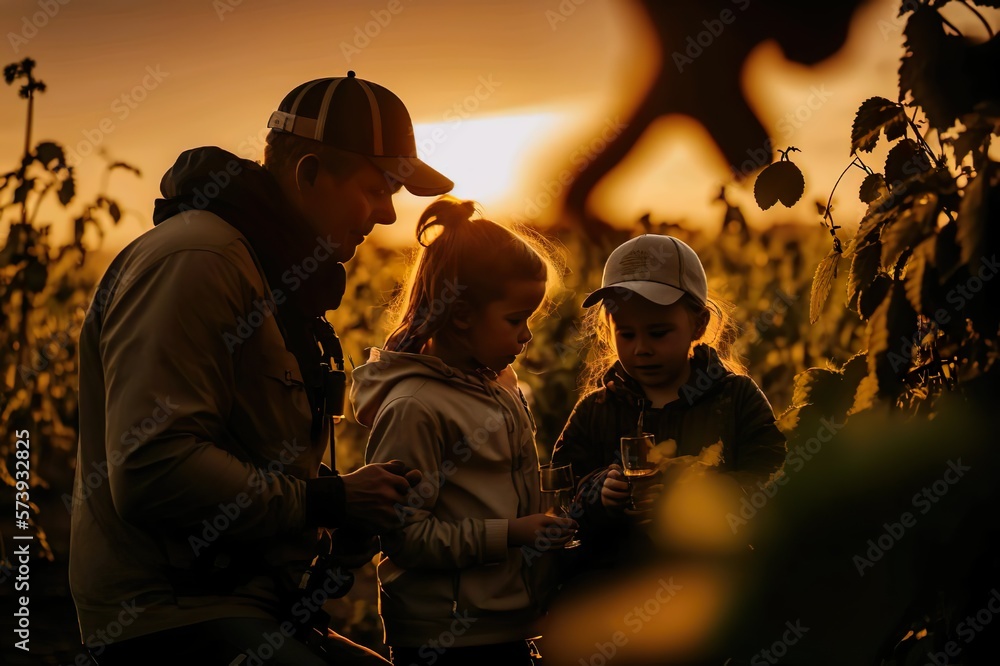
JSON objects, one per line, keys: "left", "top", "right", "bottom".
{"left": 341, "top": 460, "right": 422, "bottom": 532}
{"left": 601, "top": 464, "right": 630, "bottom": 509}
{"left": 508, "top": 513, "right": 578, "bottom": 548}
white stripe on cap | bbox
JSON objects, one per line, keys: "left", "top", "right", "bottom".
{"left": 289, "top": 79, "right": 323, "bottom": 116}
{"left": 355, "top": 79, "right": 383, "bottom": 154}
{"left": 314, "top": 78, "right": 345, "bottom": 142}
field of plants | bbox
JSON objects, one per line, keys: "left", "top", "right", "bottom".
{"left": 1, "top": 1, "right": 998, "bottom": 663}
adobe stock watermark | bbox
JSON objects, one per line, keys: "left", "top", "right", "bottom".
{"left": 62, "top": 395, "right": 180, "bottom": 514}
{"left": 339, "top": 0, "right": 409, "bottom": 62}
{"left": 411, "top": 612, "right": 478, "bottom": 664}
{"left": 7, "top": 0, "right": 71, "bottom": 54}
{"left": 380, "top": 74, "right": 501, "bottom": 190}
{"left": 576, "top": 578, "right": 683, "bottom": 666}
{"left": 213, "top": 0, "right": 244, "bottom": 21}
{"left": 65, "top": 65, "right": 170, "bottom": 167}
{"left": 515, "top": 116, "right": 627, "bottom": 222}
{"left": 730, "top": 85, "right": 835, "bottom": 179}
{"left": 853, "top": 458, "right": 971, "bottom": 576}
{"left": 876, "top": 0, "right": 920, "bottom": 40}
{"left": 879, "top": 254, "right": 1000, "bottom": 374}
{"left": 391, "top": 405, "right": 508, "bottom": 524}
{"left": 75, "top": 600, "right": 145, "bottom": 664}
{"left": 188, "top": 438, "right": 309, "bottom": 556}
{"left": 747, "top": 619, "right": 810, "bottom": 665}
{"left": 726, "top": 416, "right": 845, "bottom": 534}
{"left": 924, "top": 588, "right": 1000, "bottom": 666}
{"left": 671, "top": 0, "right": 753, "bottom": 73}
{"left": 221, "top": 235, "right": 340, "bottom": 353}
{"left": 545, "top": 0, "right": 588, "bottom": 31}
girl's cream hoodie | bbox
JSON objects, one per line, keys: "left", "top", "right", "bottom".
{"left": 351, "top": 347, "right": 552, "bottom": 649}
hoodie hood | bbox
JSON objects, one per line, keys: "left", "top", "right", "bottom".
{"left": 350, "top": 347, "right": 519, "bottom": 428}
{"left": 153, "top": 146, "right": 346, "bottom": 316}
{"left": 601, "top": 343, "right": 733, "bottom": 407}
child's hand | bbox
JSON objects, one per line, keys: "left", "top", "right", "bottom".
{"left": 623, "top": 483, "right": 664, "bottom": 526}
{"left": 602, "top": 464, "right": 630, "bottom": 509}
{"left": 508, "top": 513, "right": 578, "bottom": 548}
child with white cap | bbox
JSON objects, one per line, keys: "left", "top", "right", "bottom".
{"left": 551, "top": 234, "right": 787, "bottom": 570}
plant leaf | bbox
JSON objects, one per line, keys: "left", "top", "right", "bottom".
{"left": 904, "top": 236, "right": 936, "bottom": 314}
{"left": 848, "top": 241, "right": 882, "bottom": 314}
{"left": 809, "top": 248, "right": 841, "bottom": 324}
{"left": 848, "top": 371, "right": 880, "bottom": 416}
{"left": 755, "top": 160, "right": 805, "bottom": 210}
{"left": 884, "top": 139, "right": 932, "bottom": 186}
{"left": 859, "top": 173, "right": 890, "bottom": 204}
{"left": 791, "top": 368, "right": 841, "bottom": 407}
{"left": 851, "top": 97, "right": 909, "bottom": 153}
{"left": 57, "top": 176, "right": 75, "bottom": 206}
{"left": 956, "top": 166, "right": 990, "bottom": 268}
{"left": 34, "top": 141, "right": 65, "bottom": 168}
{"left": 880, "top": 192, "right": 939, "bottom": 269}
{"left": 859, "top": 274, "right": 892, "bottom": 320}
{"left": 898, "top": 6, "right": 970, "bottom": 133}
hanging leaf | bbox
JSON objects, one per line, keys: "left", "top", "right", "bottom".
{"left": 880, "top": 192, "right": 939, "bottom": 269}
{"left": 935, "top": 219, "right": 963, "bottom": 282}
{"left": 848, "top": 371, "right": 880, "bottom": 416}
{"left": 859, "top": 275, "right": 892, "bottom": 320}
{"left": 57, "top": 175, "right": 75, "bottom": 206}
{"left": 859, "top": 173, "right": 890, "bottom": 204}
{"left": 791, "top": 368, "right": 842, "bottom": 407}
{"left": 34, "top": 141, "right": 65, "bottom": 168}
{"left": 851, "top": 97, "right": 908, "bottom": 153}
{"left": 868, "top": 282, "right": 919, "bottom": 393}
{"left": 840, "top": 352, "right": 869, "bottom": 399}
{"left": 904, "top": 236, "right": 937, "bottom": 315}
{"left": 847, "top": 205, "right": 895, "bottom": 256}
{"left": 848, "top": 241, "right": 882, "bottom": 314}
{"left": 950, "top": 111, "right": 995, "bottom": 166}
{"left": 754, "top": 160, "right": 805, "bottom": 210}
{"left": 809, "top": 248, "right": 841, "bottom": 324}
{"left": 898, "top": 6, "right": 970, "bottom": 133}
{"left": 956, "top": 167, "right": 990, "bottom": 268}
{"left": 884, "top": 139, "right": 931, "bottom": 186}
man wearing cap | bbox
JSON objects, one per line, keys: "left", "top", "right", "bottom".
{"left": 69, "top": 73, "right": 451, "bottom": 664}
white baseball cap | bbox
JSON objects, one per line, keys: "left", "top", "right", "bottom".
{"left": 582, "top": 234, "right": 708, "bottom": 308}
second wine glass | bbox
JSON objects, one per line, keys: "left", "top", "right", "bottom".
{"left": 538, "top": 463, "right": 581, "bottom": 549}
{"left": 619, "top": 433, "right": 657, "bottom": 510}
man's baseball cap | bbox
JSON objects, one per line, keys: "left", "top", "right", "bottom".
{"left": 267, "top": 71, "right": 453, "bottom": 196}
{"left": 582, "top": 234, "right": 708, "bottom": 308}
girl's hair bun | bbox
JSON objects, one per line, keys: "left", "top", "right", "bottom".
{"left": 416, "top": 195, "right": 477, "bottom": 247}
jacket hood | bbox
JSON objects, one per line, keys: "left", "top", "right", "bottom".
{"left": 153, "top": 146, "right": 346, "bottom": 316}
{"left": 601, "top": 343, "right": 733, "bottom": 406}
{"left": 351, "top": 347, "right": 518, "bottom": 428}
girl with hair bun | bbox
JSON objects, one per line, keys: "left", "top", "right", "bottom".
{"left": 350, "top": 196, "right": 574, "bottom": 665}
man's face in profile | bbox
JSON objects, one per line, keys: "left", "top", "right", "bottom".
{"left": 296, "top": 156, "right": 400, "bottom": 263}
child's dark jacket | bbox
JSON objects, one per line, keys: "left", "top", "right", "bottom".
{"left": 551, "top": 344, "right": 786, "bottom": 565}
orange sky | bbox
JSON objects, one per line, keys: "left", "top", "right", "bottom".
{"left": 2, "top": 0, "right": 997, "bottom": 257}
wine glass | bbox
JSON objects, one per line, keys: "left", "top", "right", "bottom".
{"left": 619, "top": 433, "right": 657, "bottom": 510}
{"left": 538, "top": 463, "right": 581, "bottom": 549}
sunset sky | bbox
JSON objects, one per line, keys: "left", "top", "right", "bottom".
{"left": 2, "top": 0, "right": 997, "bottom": 258}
